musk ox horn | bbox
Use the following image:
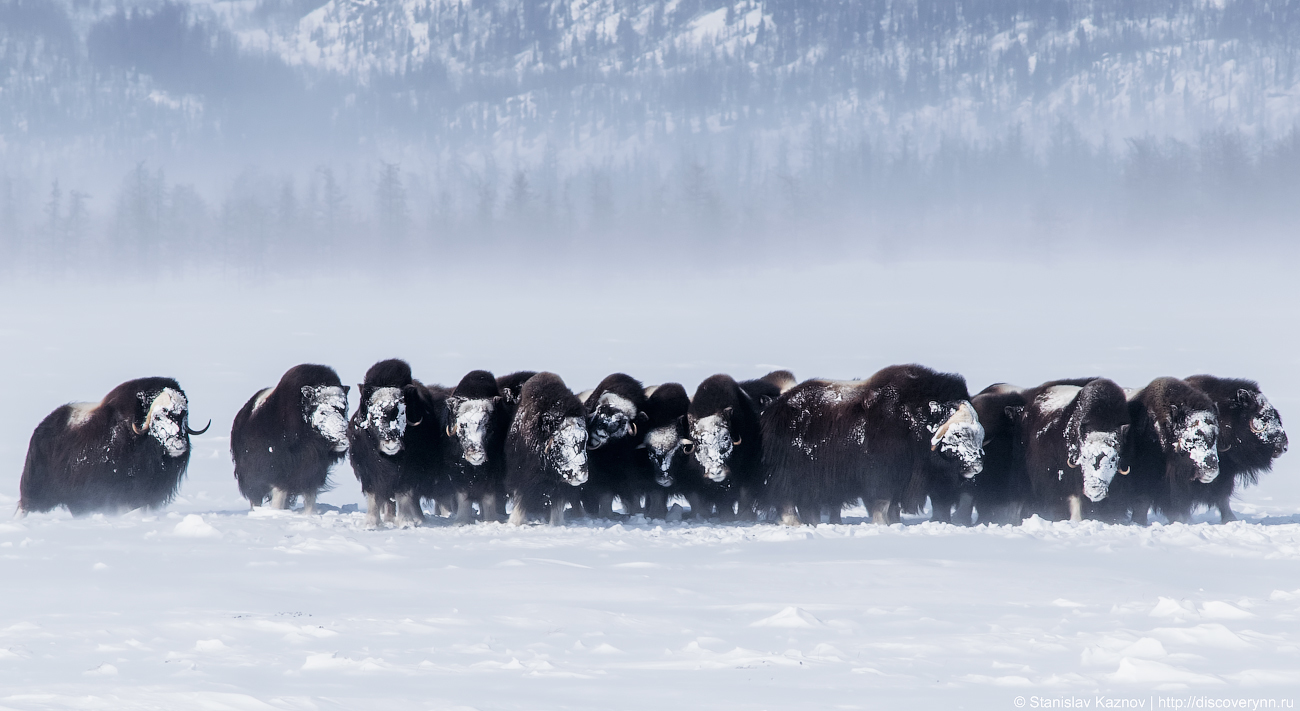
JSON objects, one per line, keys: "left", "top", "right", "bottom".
{"left": 409, "top": 416, "right": 423, "bottom": 426}
{"left": 629, "top": 422, "right": 637, "bottom": 437}
{"left": 1066, "top": 457, "right": 1079, "bottom": 469}
{"left": 1250, "top": 420, "right": 1266, "bottom": 434}
{"left": 133, "top": 396, "right": 165, "bottom": 435}
{"left": 930, "top": 400, "right": 978, "bottom": 451}
{"left": 1119, "top": 466, "right": 1130, "bottom": 475}
{"left": 186, "top": 419, "right": 212, "bottom": 435}
{"left": 681, "top": 439, "right": 695, "bottom": 454}
{"left": 445, "top": 424, "right": 452, "bottom": 437}
{"left": 731, "top": 436, "right": 742, "bottom": 447}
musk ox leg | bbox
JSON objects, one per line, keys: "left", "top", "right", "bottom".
{"left": 622, "top": 493, "right": 644, "bottom": 515}
{"left": 598, "top": 493, "right": 617, "bottom": 520}
{"left": 549, "top": 499, "right": 568, "bottom": 526}
{"left": 1007, "top": 501, "right": 1025, "bottom": 525}
{"left": 736, "top": 488, "right": 758, "bottom": 522}
{"left": 888, "top": 501, "right": 902, "bottom": 525}
{"left": 1131, "top": 497, "right": 1152, "bottom": 526}
{"left": 929, "top": 497, "right": 954, "bottom": 524}
{"left": 364, "top": 492, "right": 383, "bottom": 528}
{"left": 828, "top": 506, "right": 842, "bottom": 525}
{"left": 481, "top": 493, "right": 503, "bottom": 523}
{"left": 779, "top": 503, "right": 801, "bottom": 527}
{"left": 686, "top": 494, "right": 709, "bottom": 520}
{"left": 953, "top": 493, "right": 975, "bottom": 526}
{"left": 382, "top": 497, "right": 397, "bottom": 524}
{"left": 644, "top": 490, "right": 668, "bottom": 520}
{"left": 302, "top": 490, "right": 317, "bottom": 515}
{"left": 395, "top": 493, "right": 425, "bottom": 527}
{"left": 270, "top": 487, "right": 290, "bottom": 510}
{"left": 508, "top": 498, "right": 528, "bottom": 526}
{"left": 1067, "top": 495, "right": 1083, "bottom": 522}
{"left": 453, "top": 492, "right": 475, "bottom": 525}
{"left": 1217, "top": 498, "right": 1238, "bottom": 523}
{"left": 869, "top": 499, "right": 891, "bottom": 525}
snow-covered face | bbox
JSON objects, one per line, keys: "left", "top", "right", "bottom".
{"left": 689, "top": 414, "right": 735, "bottom": 483}
{"left": 1174, "top": 410, "right": 1219, "bottom": 483}
{"left": 1076, "top": 430, "right": 1122, "bottom": 502}
{"left": 365, "top": 387, "right": 407, "bottom": 456}
{"left": 1245, "top": 393, "right": 1288, "bottom": 456}
{"left": 303, "top": 385, "right": 349, "bottom": 452}
{"left": 929, "top": 401, "right": 984, "bottom": 478}
{"left": 450, "top": 398, "right": 494, "bottom": 466}
{"left": 586, "top": 392, "right": 638, "bottom": 449}
{"left": 643, "top": 425, "right": 683, "bottom": 487}
{"left": 142, "top": 388, "right": 189, "bottom": 458}
{"left": 546, "top": 416, "right": 589, "bottom": 485}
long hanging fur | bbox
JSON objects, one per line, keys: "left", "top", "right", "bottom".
{"left": 1182, "top": 375, "right": 1287, "bottom": 522}
{"left": 231, "top": 364, "right": 349, "bottom": 510}
{"left": 579, "top": 373, "right": 651, "bottom": 519}
{"left": 680, "top": 374, "right": 763, "bottom": 520}
{"left": 638, "top": 382, "right": 692, "bottom": 519}
{"left": 969, "top": 384, "right": 1029, "bottom": 524}
{"left": 504, "top": 372, "right": 589, "bottom": 525}
{"left": 19, "top": 377, "right": 203, "bottom": 515}
{"left": 440, "top": 370, "right": 509, "bottom": 523}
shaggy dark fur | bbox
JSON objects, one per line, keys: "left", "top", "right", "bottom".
{"left": 504, "top": 372, "right": 590, "bottom": 526}
{"left": 740, "top": 370, "right": 797, "bottom": 411}
{"left": 680, "top": 374, "right": 763, "bottom": 520}
{"left": 346, "top": 359, "right": 449, "bottom": 527}
{"left": 496, "top": 371, "right": 538, "bottom": 406}
{"left": 19, "top": 377, "right": 208, "bottom": 515}
{"left": 1105, "top": 377, "right": 1221, "bottom": 525}
{"left": 1018, "top": 379, "right": 1130, "bottom": 521}
{"left": 231, "top": 364, "right": 349, "bottom": 513}
{"left": 760, "top": 377, "right": 874, "bottom": 525}
{"left": 966, "top": 384, "right": 1029, "bottom": 524}
{"left": 638, "top": 383, "right": 691, "bottom": 519}
{"left": 441, "top": 370, "right": 509, "bottom": 524}
{"left": 1182, "top": 375, "right": 1287, "bottom": 522}
{"left": 580, "top": 373, "right": 651, "bottom": 519}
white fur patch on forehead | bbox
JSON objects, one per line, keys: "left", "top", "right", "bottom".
{"left": 1079, "top": 430, "right": 1121, "bottom": 502}
{"left": 690, "top": 414, "right": 733, "bottom": 481}
{"left": 252, "top": 387, "right": 274, "bottom": 413}
{"left": 151, "top": 387, "right": 187, "bottom": 414}
{"left": 146, "top": 388, "right": 189, "bottom": 458}
{"left": 596, "top": 392, "right": 637, "bottom": 418}
{"left": 455, "top": 398, "right": 495, "bottom": 420}
{"left": 67, "top": 402, "right": 97, "bottom": 428}
{"left": 646, "top": 425, "right": 680, "bottom": 455}
{"left": 1037, "top": 386, "right": 1081, "bottom": 414}
{"left": 305, "top": 385, "right": 346, "bottom": 409}
{"left": 369, "top": 387, "right": 403, "bottom": 410}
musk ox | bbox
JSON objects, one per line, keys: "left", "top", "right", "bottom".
{"left": 19, "top": 377, "right": 210, "bottom": 516}
{"left": 1107, "top": 377, "right": 1220, "bottom": 525}
{"left": 637, "top": 383, "right": 692, "bottom": 519}
{"left": 580, "top": 373, "right": 651, "bottom": 519}
{"left": 761, "top": 365, "right": 983, "bottom": 526}
{"left": 442, "top": 370, "right": 508, "bottom": 524}
{"left": 496, "top": 371, "right": 538, "bottom": 407}
{"left": 1018, "top": 379, "right": 1130, "bottom": 522}
{"left": 347, "top": 359, "right": 448, "bottom": 527}
{"left": 964, "top": 384, "right": 1028, "bottom": 525}
{"left": 504, "top": 372, "right": 589, "bottom": 525}
{"left": 231, "top": 364, "right": 350, "bottom": 513}
{"left": 740, "top": 370, "right": 797, "bottom": 411}
{"left": 1181, "top": 375, "right": 1287, "bottom": 522}
{"left": 680, "top": 374, "right": 763, "bottom": 520}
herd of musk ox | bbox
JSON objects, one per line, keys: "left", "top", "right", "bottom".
{"left": 15, "top": 361, "right": 1290, "bottom": 528}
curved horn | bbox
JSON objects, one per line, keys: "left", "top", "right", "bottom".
{"left": 134, "top": 396, "right": 164, "bottom": 435}
{"left": 1118, "top": 466, "right": 1130, "bottom": 475}
{"left": 409, "top": 416, "right": 423, "bottom": 426}
{"left": 446, "top": 424, "right": 452, "bottom": 437}
{"left": 930, "top": 421, "right": 952, "bottom": 451}
{"left": 131, "top": 421, "right": 146, "bottom": 435}
{"left": 1250, "top": 420, "right": 1266, "bottom": 434}
{"left": 1066, "top": 456, "right": 1079, "bottom": 469}
{"left": 731, "top": 436, "right": 742, "bottom": 447}
{"left": 186, "top": 419, "right": 212, "bottom": 435}
{"left": 629, "top": 422, "right": 637, "bottom": 437}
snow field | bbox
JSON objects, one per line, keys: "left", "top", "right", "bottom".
{"left": 0, "top": 506, "right": 1298, "bottom": 709}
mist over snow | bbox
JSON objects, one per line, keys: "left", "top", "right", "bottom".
{"left": 2, "top": 0, "right": 1300, "bottom": 708}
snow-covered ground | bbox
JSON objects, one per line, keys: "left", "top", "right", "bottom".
{"left": 1, "top": 257, "right": 1297, "bottom": 708}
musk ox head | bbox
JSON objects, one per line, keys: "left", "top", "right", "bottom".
{"left": 1072, "top": 430, "right": 1126, "bottom": 502}
{"left": 687, "top": 408, "right": 738, "bottom": 483}
{"left": 641, "top": 418, "right": 687, "bottom": 487}
{"left": 543, "top": 414, "right": 589, "bottom": 485}
{"left": 927, "top": 400, "right": 984, "bottom": 478}
{"left": 363, "top": 387, "right": 407, "bottom": 456}
{"left": 135, "top": 387, "right": 192, "bottom": 457}
{"left": 585, "top": 392, "right": 645, "bottom": 450}
{"left": 302, "top": 385, "right": 350, "bottom": 452}
{"left": 1169, "top": 406, "right": 1220, "bottom": 483}
{"left": 1239, "top": 389, "right": 1288, "bottom": 457}
{"left": 446, "top": 395, "right": 501, "bottom": 466}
